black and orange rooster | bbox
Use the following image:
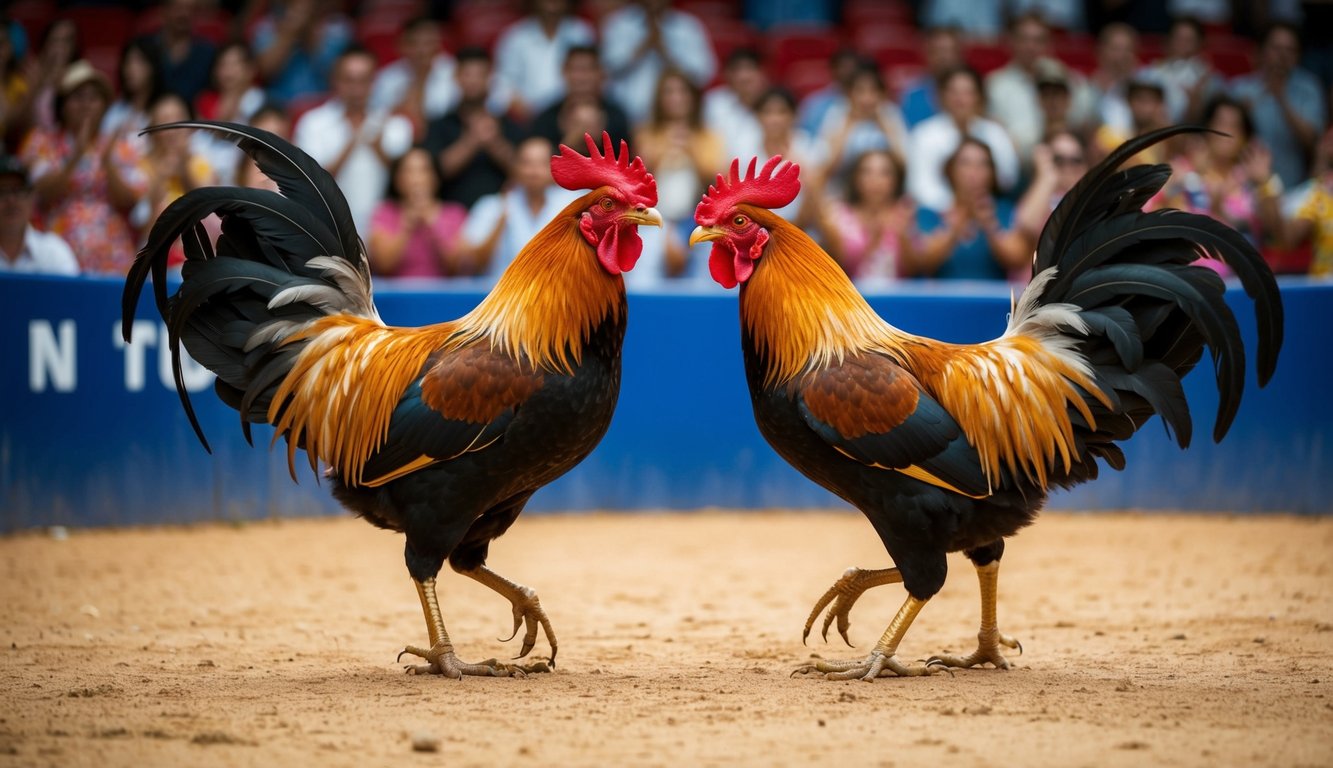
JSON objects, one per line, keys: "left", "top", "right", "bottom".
{"left": 691, "top": 127, "right": 1282, "bottom": 681}
{"left": 122, "top": 127, "right": 660, "bottom": 678}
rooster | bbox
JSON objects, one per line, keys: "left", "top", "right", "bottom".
{"left": 122, "top": 127, "right": 660, "bottom": 678}
{"left": 690, "top": 126, "right": 1282, "bottom": 681}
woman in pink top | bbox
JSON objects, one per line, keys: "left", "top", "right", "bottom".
{"left": 819, "top": 148, "right": 912, "bottom": 282}
{"left": 368, "top": 147, "right": 467, "bottom": 277}
{"left": 1160, "top": 95, "right": 1284, "bottom": 275}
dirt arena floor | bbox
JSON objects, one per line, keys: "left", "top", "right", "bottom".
{"left": 1, "top": 510, "right": 1331, "bottom": 767}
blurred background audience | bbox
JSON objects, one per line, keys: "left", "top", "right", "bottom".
{"left": 0, "top": 0, "right": 1328, "bottom": 282}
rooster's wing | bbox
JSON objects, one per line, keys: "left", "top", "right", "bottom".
{"left": 797, "top": 354, "right": 992, "bottom": 498}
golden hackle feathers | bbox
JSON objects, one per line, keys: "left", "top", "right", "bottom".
{"left": 746, "top": 214, "right": 1111, "bottom": 491}
{"left": 268, "top": 194, "right": 622, "bottom": 486}
{"left": 450, "top": 193, "right": 624, "bottom": 375}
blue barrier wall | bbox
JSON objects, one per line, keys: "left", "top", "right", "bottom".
{"left": 2, "top": 274, "right": 1328, "bottom": 531}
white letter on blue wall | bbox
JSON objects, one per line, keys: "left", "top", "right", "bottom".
{"left": 28, "top": 319, "right": 76, "bottom": 392}
{"left": 117, "top": 320, "right": 156, "bottom": 391}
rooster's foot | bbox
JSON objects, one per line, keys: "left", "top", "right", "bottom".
{"left": 397, "top": 642, "right": 551, "bottom": 678}
{"left": 927, "top": 629, "right": 1022, "bottom": 670}
{"left": 802, "top": 566, "right": 903, "bottom": 646}
{"left": 793, "top": 650, "right": 950, "bottom": 682}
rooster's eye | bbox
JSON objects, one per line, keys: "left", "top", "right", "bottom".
{"left": 732, "top": 215, "right": 748, "bottom": 227}
{"left": 600, "top": 197, "right": 615, "bottom": 211}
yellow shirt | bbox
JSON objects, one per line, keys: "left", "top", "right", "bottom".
{"left": 1296, "top": 181, "right": 1333, "bottom": 277}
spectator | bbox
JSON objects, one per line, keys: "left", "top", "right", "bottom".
{"left": 900, "top": 27, "right": 965, "bottom": 129}
{"left": 986, "top": 13, "right": 1096, "bottom": 167}
{"left": 458, "top": 135, "right": 579, "bottom": 279}
{"left": 293, "top": 47, "right": 413, "bottom": 238}
{"left": 1087, "top": 22, "right": 1141, "bottom": 135}
{"left": 1033, "top": 59, "right": 1081, "bottom": 141}
{"left": 633, "top": 69, "right": 724, "bottom": 279}
{"left": 1092, "top": 75, "right": 1171, "bottom": 164}
{"left": 813, "top": 63, "right": 909, "bottom": 184}
{"left": 1141, "top": 16, "right": 1222, "bottom": 123}
{"left": 136, "top": 0, "right": 216, "bottom": 104}
{"left": 732, "top": 86, "right": 816, "bottom": 222}
{"left": 101, "top": 39, "right": 164, "bottom": 143}
{"left": 136, "top": 92, "right": 216, "bottom": 242}
{"left": 0, "top": 155, "right": 78, "bottom": 275}
{"left": 1230, "top": 23, "right": 1326, "bottom": 188}
{"left": 369, "top": 17, "right": 470, "bottom": 141}
{"left": 424, "top": 48, "right": 524, "bottom": 210}
{"left": 528, "top": 45, "right": 632, "bottom": 150}
{"left": 494, "top": 0, "right": 595, "bottom": 121}
{"left": 1287, "top": 127, "right": 1333, "bottom": 277}
{"left": 27, "top": 20, "right": 80, "bottom": 133}
{"left": 817, "top": 149, "right": 912, "bottom": 282}
{"left": 907, "top": 137, "right": 1029, "bottom": 281}
{"left": 368, "top": 146, "right": 468, "bottom": 277}
{"left": 600, "top": 0, "right": 716, "bottom": 124}
{"left": 196, "top": 41, "right": 264, "bottom": 123}
{"left": 251, "top": 0, "right": 353, "bottom": 106}
{"left": 797, "top": 48, "right": 861, "bottom": 137}
{"left": 1015, "top": 129, "right": 1087, "bottom": 240}
{"left": 703, "top": 48, "right": 768, "bottom": 159}
{"left": 0, "top": 25, "right": 31, "bottom": 149}
{"left": 21, "top": 60, "right": 147, "bottom": 275}
{"left": 907, "top": 65, "right": 1020, "bottom": 212}
{"left": 1161, "top": 95, "right": 1284, "bottom": 265}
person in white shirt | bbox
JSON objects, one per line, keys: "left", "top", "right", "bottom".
{"left": 294, "top": 46, "right": 413, "bottom": 239}
{"left": 812, "top": 63, "right": 910, "bottom": 187}
{"left": 702, "top": 48, "right": 768, "bottom": 161}
{"left": 458, "top": 136, "right": 580, "bottom": 280}
{"left": 985, "top": 12, "right": 1096, "bottom": 167}
{"left": 908, "top": 65, "right": 1020, "bottom": 212}
{"left": 0, "top": 156, "right": 78, "bottom": 275}
{"left": 600, "top": 0, "right": 716, "bottom": 124}
{"left": 493, "top": 0, "right": 595, "bottom": 121}
{"left": 368, "top": 17, "right": 459, "bottom": 137}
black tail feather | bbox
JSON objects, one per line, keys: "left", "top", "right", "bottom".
{"left": 1025, "top": 125, "right": 1284, "bottom": 485}
{"left": 121, "top": 121, "right": 375, "bottom": 452}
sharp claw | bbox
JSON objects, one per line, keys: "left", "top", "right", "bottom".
{"left": 1014, "top": 638, "right": 1024, "bottom": 656}
{"left": 499, "top": 609, "right": 523, "bottom": 643}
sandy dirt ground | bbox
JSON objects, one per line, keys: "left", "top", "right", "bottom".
{"left": 1, "top": 510, "right": 1331, "bottom": 768}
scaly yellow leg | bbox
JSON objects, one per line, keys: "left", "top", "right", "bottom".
{"left": 396, "top": 577, "right": 531, "bottom": 678}
{"left": 928, "top": 561, "right": 1023, "bottom": 669}
{"left": 795, "top": 594, "right": 946, "bottom": 681}
{"left": 458, "top": 565, "right": 558, "bottom": 667}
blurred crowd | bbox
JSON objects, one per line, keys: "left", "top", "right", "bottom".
{"left": 0, "top": 0, "right": 1331, "bottom": 285}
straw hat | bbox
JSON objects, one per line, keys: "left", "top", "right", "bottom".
{"left": 58, "top": 59, "right": 113, "bottom": 100}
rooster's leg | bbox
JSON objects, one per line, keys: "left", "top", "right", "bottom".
{"left": 794, "top": 595, "right": 947, "bottom": 681}
{"left": 457, "top": 565, "right": 558, "bottom": 669}
{"left": 397, "top": 577, "right": 533, "bottom": 678}
{"left": 927, "top": 560, "right": 1022, "bottom": 670}
{"left": 802, "top": 566, "right": 902, "bottom": 645}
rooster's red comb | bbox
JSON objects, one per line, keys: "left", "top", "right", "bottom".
{"left": 695, "top": 156, "right": 800, "bottom": 223}
{"left": 551, "top": 132, "right": 656, "bottom": 207}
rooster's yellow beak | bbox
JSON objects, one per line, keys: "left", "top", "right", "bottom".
{"left": 623, "top": 207, "right": 663, "bottom": 227}
{"left": 689, "top": 226, "right": 724, "bottom": 247}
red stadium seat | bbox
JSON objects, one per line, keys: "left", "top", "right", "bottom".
{"left": 707, "top": 19, "right": 758, "bottom": 69}
{"left": 83, "top": 47, "right": 119, "bottom": 84}
{"left": 844, "top": 0, "right": 914, "bottom": 27}
{"left": 455, "top": 6, "right": 521, "bottom": 51}
{"left": 784, "top": 59, "right": 833, "bottom": 100}
{"left": 676, "top": 0, "right": 737, "bottom": 23}
{"left": 1054, "top": 35, "right": 1098, "bottom": 75}
{"left": 1209, "top": 37, "right": 1255, "bottom": 77}
{"left": 134, "top": 7, "right": 233, "bottom": 44}
{"left": 852, "top": 22, "right": 918, "bottom": 56}
{"left": 8, "top": 0, "right": 55, "bottom": 41}
{"left": 767, "top": 27, "right": 841, "bottom": 81}
{"left": 1138, "top": 34, "right": 1166, "bottom": 65}
{"left": 66, "top": 6, "right": 134, "bottom": 53}
{"left": 359, "top": 21, "right": 402, "bottom": 65}
{"left": 964, "top": 42, "right": 1010, "bottom": 75}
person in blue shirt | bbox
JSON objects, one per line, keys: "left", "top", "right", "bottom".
{"left": 907, "top": 137, "right": 1030, "bottom": 281}
{"left": 900, "top": 26, "right": 965, "bottom": 129}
